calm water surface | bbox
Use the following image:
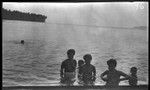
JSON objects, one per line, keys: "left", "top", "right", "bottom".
{"left": 3, "top": 20, "right": 148, "bottom": 86}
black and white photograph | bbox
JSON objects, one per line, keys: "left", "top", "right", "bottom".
{"left": 2, "top": 2, "right": 148, "bottom": 90}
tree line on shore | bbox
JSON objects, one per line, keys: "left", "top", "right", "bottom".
{"left": 2, "top": 8, "right": 47, "bottom": 22}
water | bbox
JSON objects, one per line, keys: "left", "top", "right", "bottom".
{"left": 3, "top": 20, "right": 148, "bottom": 86}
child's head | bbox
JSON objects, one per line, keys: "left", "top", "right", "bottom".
{"left": 130, "top": 67, "right": 137, "bottom": 75}
{"left": 78, "top": 60, "right": 84, "bottom": 67}
{"left": 83, "top": 54, "right": 92, "bottom": 64}
{"left": 67, "top": 49, "right": 75, "bottom": 59}
{"left": 107, "top": 59, "right": 117, "bottom": 70}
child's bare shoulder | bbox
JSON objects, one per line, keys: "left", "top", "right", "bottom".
{"left": 91, "top": 64, "right": 95, "bottom": 68}
{"left": 116, "top": 70, "right": 126, "bottom": 75}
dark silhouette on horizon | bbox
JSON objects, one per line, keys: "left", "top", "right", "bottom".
{"left": 2, "top": 8, "right": 47, "bottom": 22}
{"left": 60, "top": 49, "right": 77, "bottom": 86}
{"left": 21, "top": 40, "right": 24, "bottom": 44}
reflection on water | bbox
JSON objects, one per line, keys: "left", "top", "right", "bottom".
{"left": 3, "top": 20, "right": 148, "bottom": 86}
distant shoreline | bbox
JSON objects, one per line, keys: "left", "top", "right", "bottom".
{"left": 2, "top": 19, "right": 147, "bottom": 31}
{"left": 132, "top": 26, "right": 147, "bottom": 30}
{"left": 2, "top": 8, "right": 47, "bottom": 23}
{"left": 2, "top": 19, "right": 46, "bottom": 23}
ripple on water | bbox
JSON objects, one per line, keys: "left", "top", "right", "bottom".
{"left": 3, "top": 21, "right": 148, "bottom": 86}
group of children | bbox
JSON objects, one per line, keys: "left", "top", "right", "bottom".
{"left": 60, "top": 49, "right": 138, "bottom": 86}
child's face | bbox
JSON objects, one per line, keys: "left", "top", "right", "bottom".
{"left": 130, "top": 70, "right": 137, "bottom": 74}
{"left": 108, "top": 65, "right": 116, "bottom": 70}
{"left": 67, "top": 53, "right": 74, "bottom": 59}
{"left": 85, "top": 59, "right": 91, "bottom": 64}
{"left": 78, "top": 62, "right": 84, "bottom": 66}
{"left": 130, "top": 67, "right": 137, "bottom": 74}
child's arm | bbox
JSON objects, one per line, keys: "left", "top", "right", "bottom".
{"left": 92, "top": 66, "right": 96, "bottom": 81}
{"left": 100, "top": 70, "right": 108, "bottom": 81}
{"left": 120, "top": 77, "right": 130, "bottom": 81}
{"left": 74, "top": 60, "right": 77, "bottom": 68}
{"left": 119, "top": 71, "right": 130, "bottom": 81}
{"left": 60, "top": 62, "right": 64, "bottom": 78}
{"left": 93, "top": 66, "right": 96, "bottom": 77}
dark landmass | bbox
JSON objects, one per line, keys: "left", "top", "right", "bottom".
{"left": 132, "top": 26, "right": 147, "bottom": 30}
{"left": 2, "top": 8, "right": 47, "bottom": 23}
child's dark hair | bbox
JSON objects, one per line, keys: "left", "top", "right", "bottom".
{"left": 78, "top": 60, "right": 84, "bottom": 66}
{"left": 130, "top": 67, "right": 137, "bottom": 73}
{"left": 83, "top": 54, "right": 92, "bottom": 64}
{"left": 67, "top": 49, "right": 75, "bottom": 55}
{"left": 83, "top": 54, "right": 92, "bottom": 60}
{"left": 107, "top": 59, "right": 117, "bottom": 67}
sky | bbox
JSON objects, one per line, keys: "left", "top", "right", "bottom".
{"left": 3, "top": 2, "right": 149, "bottom": 27}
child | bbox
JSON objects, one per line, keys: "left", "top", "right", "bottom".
{"left": 129, "top": 67, "right": 138, "bottom": 86}
{"left": 100, "top": 59, "right": 129, "bottom": 87}
{"left": 80, "top": 54, "right": 96, "bottom": 85}
{"left": 78, "top": 60, "right": 84, "bottom": 79}
{"left": 60, "top": 49, "right": 77, "bottom": 85}
{"left": 77, "top": 60, "right": 84, "bottom": 84}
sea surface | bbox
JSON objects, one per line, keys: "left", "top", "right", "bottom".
{"left": 3, "top": 20, "right": 148, "bottom": 86}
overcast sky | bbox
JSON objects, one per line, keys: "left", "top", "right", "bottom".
{"left": 3, "top": 2, "right": 148, "bottom": 27}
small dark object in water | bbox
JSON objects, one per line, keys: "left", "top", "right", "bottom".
{"left": 21, "top": 40, "right": 24, "bottom": 44}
